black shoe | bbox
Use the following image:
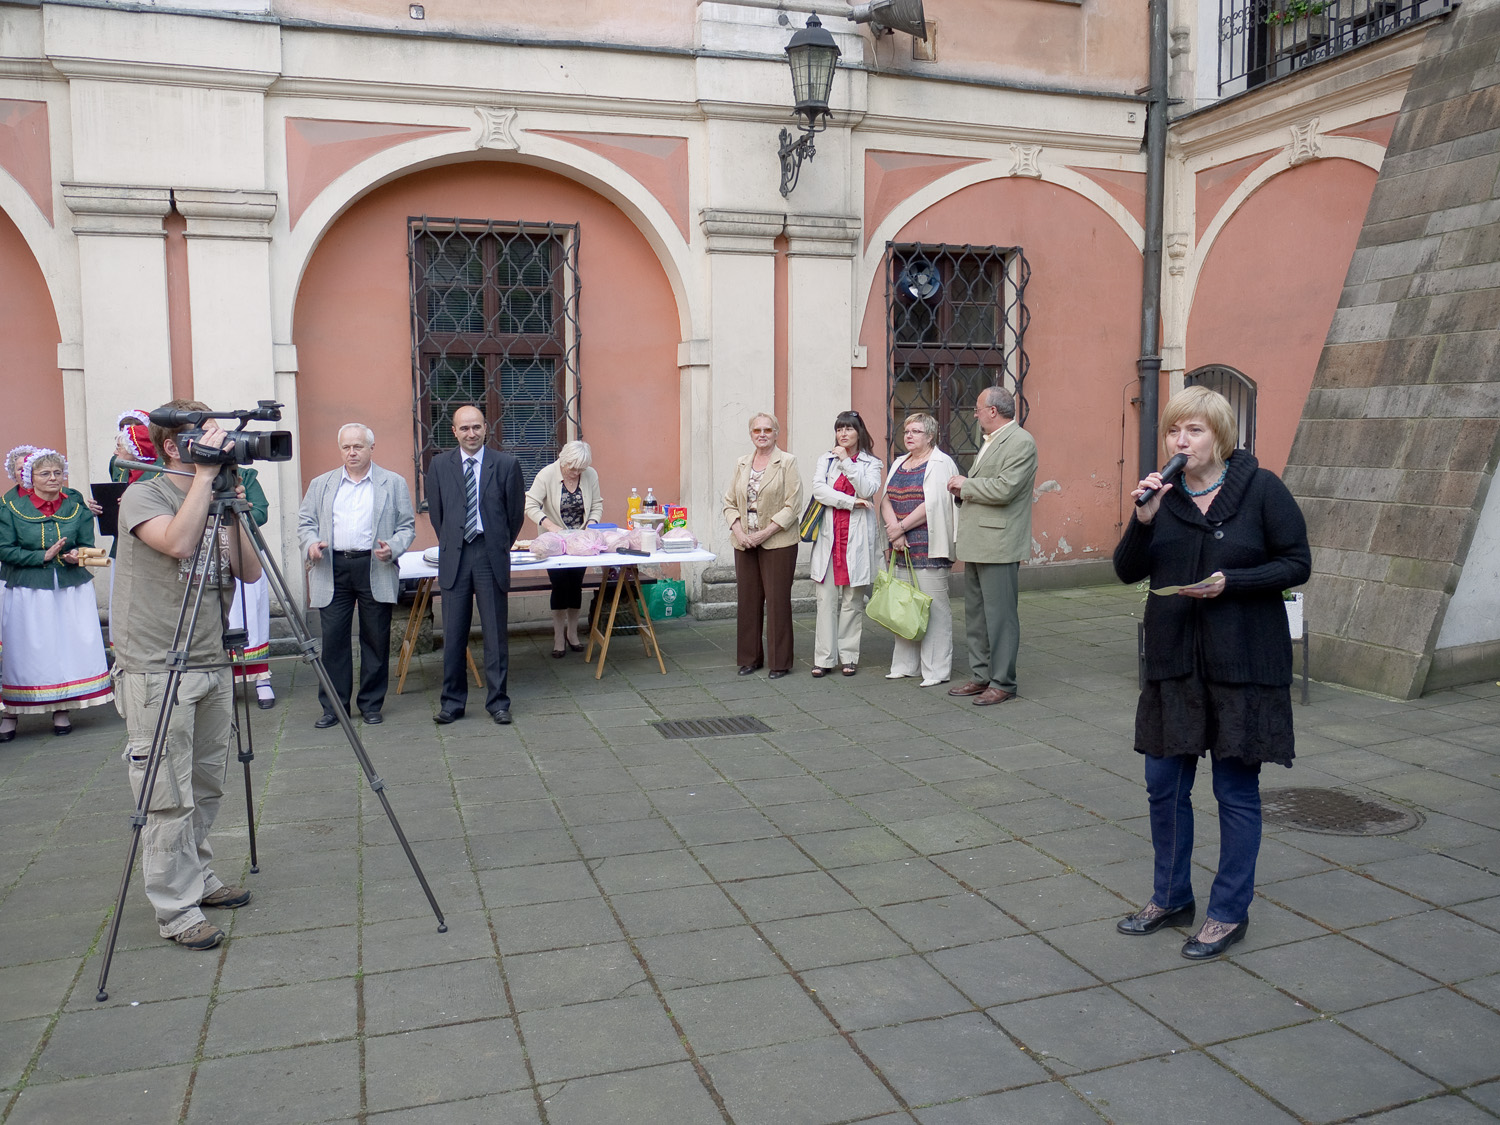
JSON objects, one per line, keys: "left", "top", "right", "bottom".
{"left": 491, "top": 709, "right": 512, "bottom": 725}
{"left": 737, "top": 663, "right": 764, "bottom": 676}
{"left": 568, "top": 642, "right": 585, "bottom": 652}
{"left": 1181, "top": 919, "right": 1249, "bottom": 960}
{"left": 314, "top": 714, "right": 338, "bottom": 729}
{"left": 434, "top": 709, "right": 464, "bottom": 724}
{"left": 552, "top": 648, "right": 566, "bottom": 659}
{"left": 256, "top": 690, "right": 276, "bottom": 710}
{"left": 362, "top": 711, "right": 383, "bottom": 724}
{"left": 768, "top": 669, "right": 790, "bottom": 680}
{"left": 1117, "top": 902, "right": 1195, "bottom": 936}
{"left": 0, "top": 727, "right": 14, "bottom": 743}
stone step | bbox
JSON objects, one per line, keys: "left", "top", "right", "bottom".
{"left": 694, "top": 596, "right": 817, "bottom": 621}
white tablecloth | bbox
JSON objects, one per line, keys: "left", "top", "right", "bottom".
{"left": 398, "top": 547, "right": 716, "bottom": 581}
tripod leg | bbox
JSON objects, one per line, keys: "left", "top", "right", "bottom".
{"left": 232, "top": 654, "right": 261, "bottom": 874}
{"left": 236, "top": 511, "right": 447, "bottom": 932}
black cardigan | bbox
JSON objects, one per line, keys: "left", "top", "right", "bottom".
{"left": 1113, "top": 452, "right": 1310, "bottom": 686}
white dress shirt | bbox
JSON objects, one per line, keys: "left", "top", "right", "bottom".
{"left": 331, "top": 468, "right": 375, "bottom": 551}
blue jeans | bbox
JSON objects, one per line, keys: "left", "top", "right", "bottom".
{"left": 1143, "top": 752, "right": 1262, "bottom": 924}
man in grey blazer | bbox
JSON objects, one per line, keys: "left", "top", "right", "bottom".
{"left": 298, "top": 423, "right": 416, "bottom": 727}
{"left": 946, "top": 386, "right": 1038, "bottom": 706}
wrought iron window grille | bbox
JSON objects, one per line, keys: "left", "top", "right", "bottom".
{"left": 1218, "top": 0, "right": 1450, "bottom": 95}
{"left": 885, "top": 243, "right": 1031, "bottom": 472}
{"left": 408, "top": 217, "right": 581, "bottom": 507}
{"left": 1185, "top": 364, "right": 1257, "bottom": 454}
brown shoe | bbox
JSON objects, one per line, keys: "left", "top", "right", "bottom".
{"left": 201, "top": 885, "right": 252, "bottom": 909}
{"left": 170, "top": 920, "right": 225, "bottom": 950}
{"left": 948, "top": 681, "right": 988, "bottom": 697}
{"left": 972, "top": 687, "right": 1017, "bottom": 706}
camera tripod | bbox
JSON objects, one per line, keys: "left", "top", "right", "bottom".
{"left": 95, "top": 467, "right": 445, "bottom": 1002}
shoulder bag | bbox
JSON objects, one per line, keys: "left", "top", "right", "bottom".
{"left": 866, "top": 548, "right": 932, "bottom": 641}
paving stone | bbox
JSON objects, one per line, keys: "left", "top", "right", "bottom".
{"left": 874, "top": 893, "right": 1024, "bottom": 951}
{"left": 569, "top": 817, "right": 681, "bottom": 857}
{"left": 538, "top": 1060, "right": 722, "bottom": 1125}
{"left": 802, "top": 955, "right": 974, "bottom": 1030}
{"left": 636, "top": 925, "right": 785, "bottom": 988}
{"left": 1207, "top": 1020, "right": 1442, "bottom": 1123}
{"left": 1340, "top": 989, "right": 1500, "bottom": 1086}
{"left": 34, "top": 994, "right": 208, "bottom": 1081}
{"left": 888, "top": 812, "right": 1012, "bottom": 854}
{"left": 0, "top": 910, "right": 103, "bottom": 969}
{"left": 1352, "top": 1096, "right": 1500, "bottom": 1124}
{"left": 927, "top": 935, "right": 1098, "bottom": 1007}
{"left": 4, "top": 1064, "right": 192, "bottom": 1125}
{"left": 666, "top": 807, "right": 779, "bottom": 845}
{"left": 1069, "top": 1050, "right": 1299, "bottom": 1124}
{"left": 702, "top": 1036, "right": 901, "bottom": 1125}
{"left": 989, "top": 986, "right": 1188, "bottom": 1075}
{"left": 854, "top": 1012, "right": 1046, "bottom": 1103}
{"left": 1116, "top": 960, "right": 1315, "bottom": 1043}
{"left": 792, "top": 826, "right": 916, "bottom": 867}
{"left": 692, "top": 838, "right": 818, "bottom": 881}
{"left": 609, "top": 883, "right": 744, "bottom": 938}
{"left": 1259, "top": 867, "right": 1433, "bottom": 930}
{"left": 186, "top": 1040, "right": 362, "bottom": 1125}
{"left": 758, "top": 908, "right": 913, "bottom": 970}
{"left": 0, "top": 1015, "right": 47, "bottom": 1089}
{"left": 763, "top": 799, "right": 873, "bottom": 834}
{"left": 365, "top": 1019, "right": 529, "bottom": 1113}
{"left": 588, "top": 849, "right": 711, "bottom": 894}
{"left": 203, "top": 977, "right": 356, "bottom": 1055}
{"left": 1469, "top": 1081, "right": 1500, "bottom": 1117}
{"left": 362, "top": 959, "right": 508, "bottom": 1035}
{"left": 1040, "top": 916, "right": 1204, "bottom": 982}
{"left": 1358, "top": 852, "right": 1500, "bottom": 906}
{"left": 504, "top": 941, "right": 651, "bottom": 1011}
{"left": 488, "top": 897, "right": 623, "bottom": 954}
{"left": 929, "top": 841, "right": 1067, "bottom": 890}
{"left": 1235, "top": 933, "right": 1434, "bottom": 1012}
{"left": 726, "top": 871, "right": 861, "bottom": 922}
{"left": 517, "top": 995, "right": 686, "bottom": 1082}
{"left": 979, "top": 796, "right": 1103, "bottom": 837}
{"left": 466, "top": 827, "right": 579, "bottom": 870}
{"left": 668, "top": 974, "right": 831, "bottom": 1054}
{"left": 1354, "top": 910, "right": 1500, "bottom": 982}
{"left": 986, "top": 872, "right": 1130, "bottom": 930}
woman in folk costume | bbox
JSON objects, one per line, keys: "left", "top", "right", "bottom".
{"left": 0, "top": 445, "right": 39, "bottom": 674}
{"left": 227, "top": 467, "right": 276, "bottom": 709}
{"left": 110, "top": 410, "right": 159, "bottom": 486}
{"left": 0, "top": 449, "right": 113, "bottom": 738}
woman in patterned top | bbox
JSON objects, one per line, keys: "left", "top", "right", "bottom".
{"left": 879, "top": 413, "right": 959, "bottom": 687}
{"left": 526, "top": 441, "right": 604, "bottom": 657}
{"left": 0, "top": 449, "right": 113, "bottom": 738}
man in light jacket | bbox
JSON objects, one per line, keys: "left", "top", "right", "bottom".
{"left": 946, "top": 386, "right": 1037, "bottom": 706}
{"left": 298, "top": 423, "right": 416, "bottom": 727}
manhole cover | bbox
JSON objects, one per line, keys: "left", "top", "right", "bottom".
{"left": 1262, "top": 787, "right": 1422, "bottom": 836}
{"left": 652, "top": 716, "right": 772, "bottom": 740}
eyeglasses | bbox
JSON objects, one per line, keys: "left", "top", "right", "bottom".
{"left": 32, "top": 469, "right": 64, "bottom": 479}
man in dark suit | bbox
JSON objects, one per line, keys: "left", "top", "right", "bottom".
{"left": 425, "top": 405, "right": 525, "bottom": 724}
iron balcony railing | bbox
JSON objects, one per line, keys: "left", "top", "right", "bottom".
{"left": 1218, "top": 0, "right": 1450, "bottom": 95}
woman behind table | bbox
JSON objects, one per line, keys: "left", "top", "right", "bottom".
{"left": 723, "top": 412, "right": 802, "bottom": 679}
{"left": 0, "top": 450, "right": 114, "bottom": 739}
{"left": 1112, "top": 386, "right": 1310, "bottom": 961}
{"left": 227, "top": 467, "right": 276, "bottom": 708}
{"left": 809, "top": 410, "right": 882, "bottom": 678}
{"left": 526, "top": 441, "right": 604, "bottom": 657}
{"left": 880, "top": 412, "right": 958, "bottom": 687}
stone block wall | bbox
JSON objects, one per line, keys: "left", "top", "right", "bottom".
{"left": 1284, "top": 0, "right": 1500, "bottom": 698}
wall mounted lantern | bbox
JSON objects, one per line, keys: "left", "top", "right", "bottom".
{"left": 778, "top": 13, "right": 841, "bottom": 198}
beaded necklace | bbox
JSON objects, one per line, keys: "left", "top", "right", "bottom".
{"left": 1181, "top": 464, "right": 1227, "bottom": 497}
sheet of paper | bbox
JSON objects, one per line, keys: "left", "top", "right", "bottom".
{"left": 1149, "top": 572, "right": 1223, "bottom": 596}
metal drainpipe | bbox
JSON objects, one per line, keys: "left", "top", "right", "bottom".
{"left": 1137, "top": 0, "right": 1169, "bottom": 478}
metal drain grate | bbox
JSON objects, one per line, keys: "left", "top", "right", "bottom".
{"left": 652, "top": 716, "right": 772, "bottom": 740}
{"left": 1262, "top": 787, "right": 1422, "bottom": 836}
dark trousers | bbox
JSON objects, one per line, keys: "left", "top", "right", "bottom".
{"left": 318, "top": 552, "right": 393, "bottom": 718}
{"left": 963, "top": 560, "right": 1020, "bottom": 693}
{"left": 441, "top": 535, "right": 510, "bottom": 715}
{"left": 735, "top": 543, "right": 797, "bottom": 672}
{"left": 1144, "top": 752, "right": 1263, "bottom": 924}
{"left": 548, "top": 566, "right": 585, "bottom": 610}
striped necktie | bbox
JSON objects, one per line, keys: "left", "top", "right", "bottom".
{"left": 463, "top": 457, "right": 479, "bottom": 542}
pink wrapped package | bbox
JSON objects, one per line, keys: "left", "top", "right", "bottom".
{"left": 565, "top": 529, "right": 608, "bottom": 555}
{"left": 602, "top": 529, "right": 633, "bottom": 552}
{"left": 661, "top": 528, "right": 698, "bottom": 549}
{"left": 530, "top": 531, "right": 567, "bottom": 560}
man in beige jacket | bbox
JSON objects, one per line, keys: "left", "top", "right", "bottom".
{"left": 946, "top": 386, "right": 1038, "bottom": 705}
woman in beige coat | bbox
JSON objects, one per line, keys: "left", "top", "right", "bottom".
{"left": 723, "top": 412, "right": 802, "bottom": 678}
{"left": 526, "top": 441, "right": 604, "bottom": 656}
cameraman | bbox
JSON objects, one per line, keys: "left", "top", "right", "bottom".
{"left": 112, "top": 399, "right": 263, "bottom": 951}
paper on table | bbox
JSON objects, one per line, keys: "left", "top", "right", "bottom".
{"left": 1150, "top": 571, "right": 1224, "bottom": 596}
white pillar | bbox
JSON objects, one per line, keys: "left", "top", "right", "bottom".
{"left": 783, "top": 214, "right": 861, "bottom": 474}
{"left": 61, "top": 184, "right": 174, "bottom": 487}
{"left": 697, "top": 209, "right": 783, "bottom": 561}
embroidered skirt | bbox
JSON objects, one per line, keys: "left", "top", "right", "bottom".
{"left": 227, "top": 573, "right": 271, "bottom": 678}
{"left": 1, "top": 582, "right": 114, "bottom": 712}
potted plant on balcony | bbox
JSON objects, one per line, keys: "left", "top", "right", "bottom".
{"left": 1266, "top": 0, "right": 1331, "bottom": 55}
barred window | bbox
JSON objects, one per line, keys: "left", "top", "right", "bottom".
{"left": 885, "top": 243, "right": 1030, "bottom": 470}
{"left": 409, "top": 218, "right": 581, "bottom": 505}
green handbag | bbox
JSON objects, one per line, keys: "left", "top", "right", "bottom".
{"left": 865, "top": 548, "right": 932, "bottom": 641}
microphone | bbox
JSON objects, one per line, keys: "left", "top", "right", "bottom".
{"left": 1135, "top": 453, "right": 1189, "bottom": 507}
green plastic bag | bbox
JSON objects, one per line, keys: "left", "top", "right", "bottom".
{"left": 865, "top": 549, "right": 932, "bottom": 641}
{"left": 644, "top": 578, "right": 689, "bottom": 621}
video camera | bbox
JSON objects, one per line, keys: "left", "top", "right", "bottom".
{"left": 148, "top": 401, "right": 294, "bottom": 467}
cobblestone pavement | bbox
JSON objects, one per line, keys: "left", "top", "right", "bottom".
{"left": 2, "top": 584, "right": 1499, "bottom": 1124}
